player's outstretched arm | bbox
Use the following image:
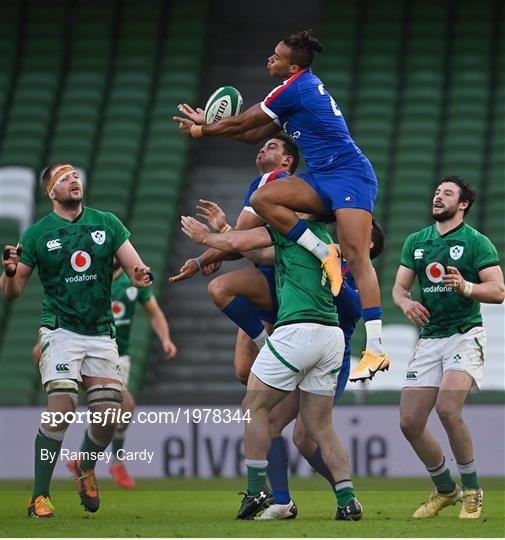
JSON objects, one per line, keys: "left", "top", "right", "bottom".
{"left": 181, "top": 216, "right": 272, "bottom": 252}
{"left": 115, "top": 240, "right": 153, "bottom": 288}
{"left": 0, "top": 244, "right": 32, "bottom": 300}
{"left": 142, "top": 296, "right": 177, "bottom": 359}
{"left": 443, "top": 265, "right": 505, "bottom": 304}
{"left": 392, "top": 265, "right": 430, "bottom": 326}
{"left": 175, "top": 103, "right": 273, "bottom": 139}
{"left": 175, "top": 104, "right": 280, "bottom": 144}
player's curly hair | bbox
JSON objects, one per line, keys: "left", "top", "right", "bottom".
{"left": 438, "top": 176, "right": 476, "bottom": 216}
{"left": 274, "top": 132, "right": 300, "bottom": 174}
{"left": 282, "top": 30, "right": 324, "bottom": 68}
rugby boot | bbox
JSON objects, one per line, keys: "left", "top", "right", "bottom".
{"left": 335, "top": 498, "right": 363, "bottom": 521}
{"left": 413, "top": 486, "right": 463, "bottom": 518}
{"left": 27, "top": 496, "right": 57, "bottom": 518}
{"left": 236, "top": 487, "right": 273, "bottom": 520}
{"left": 109, "top": 462, "right": 136, "bottom": 489}
{"left": 349, "top": 351, "right": 391, "bottom": 382}
{"left": 255, "top": 500, "right": 298, "bottom": 520}
{"left": 321, "top": 244, "right": 343, "bottom": 296}
{"left": 69, "top": 460, "right": 100, "bottom": 512}
{"left": 459, "top": 489, "right": 483, "bottom": 519}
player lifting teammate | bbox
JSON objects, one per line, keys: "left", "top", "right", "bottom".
{"left": 174, "top": 30, "right": 389, "bottom": 383}
{"left": 181, "top": 213, "right": 364, "bottom": 521}
{"left": 170, "top": 133, "right": 299, "bottom": 383}
{"left": 1, "top": 164, "right": 152, "bottom": 518}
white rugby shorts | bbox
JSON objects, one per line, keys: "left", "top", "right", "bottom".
{"left": 251, "top": 322, "right": 344, "bottom": 396}
{"left": 118, "top": 355, "right": 131, "bottom": 386}
{"left": 39, "top": 327, "right": 121, "bottom": 385}
{"left": 403, "top": 326, "right": 486, "bottom": 391}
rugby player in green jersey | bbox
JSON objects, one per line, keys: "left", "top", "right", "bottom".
{"left": 30, "top": 255, "right": 178, "bottom": 488}
{"left": 392, "top": 176, "right": 504, "bottom": 520}
{"left": 181, "top": 215, "right": 363, "bottom": 522}
{"left": 107, "top": 257, "right": 176, "bottom": 487}
{"left": 1, "top": 163, "right": 153, "bottom": 518}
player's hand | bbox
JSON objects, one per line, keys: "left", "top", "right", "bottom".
{"left": 162, "top": 339, "right": 177, "bottom": 359}
{"left": 181, "top": 216, "right": 211, "bottom": 244}
{"left": 169, "top": 259, "right": 200, "bottom": 283}
{"left": 400, "top": 298, "right": 430, "bottom": 326}
{"left": 132, "top": 265, "right": 153, "bottom": 288}
{"left": 177, "top": 103, "right": 205, "bottom": 125}
{"left": 443, "top": 266, "right": 465, "bottom": 294}
{"left": 172, "top": 115, "right": 195, "bottom": 137}
{"left": 2, "top": 244, "right": 22, "bottom": 277}
{"left": 201, "top": 261, "right": 221, "bottom": 276}
{"left": 196, "top": 199, "right": 229, "bottom": 232}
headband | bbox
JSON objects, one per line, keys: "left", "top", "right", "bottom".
{"left": 46, "top": 165, "right": 77, "bottom": 196}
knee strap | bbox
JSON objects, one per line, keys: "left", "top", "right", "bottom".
{"left": 86, "top": 383, "right": 123, "bottom": 407}
{"left": 44, "top": 378, "right": 79, "bottom": 406}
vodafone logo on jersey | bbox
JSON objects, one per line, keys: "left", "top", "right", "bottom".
{"left": 70, "top": 250, "right": 92, "bottom": 272}
{"left": 111, "top": 301, "right": 126, "bottom": 319}
{"left": 425, "top": 262, "right": 445, "bottom": 283}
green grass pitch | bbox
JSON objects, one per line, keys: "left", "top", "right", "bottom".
{"left": 1, "top": 477, "right": 504, "bottom": 537}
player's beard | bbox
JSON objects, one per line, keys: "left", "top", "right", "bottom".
{"left": 432, "top": 206, "right": 458, "bottom": 222}
{"left": 59, "top": 192, "right": 83, "bottom": 210}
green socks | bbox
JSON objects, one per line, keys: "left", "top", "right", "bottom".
{"left": 32, "top": 428, "right": 64, "bottom": 500}
{"left": 427, "top": 457, "right": 457, "bottom": 494}
{"left": 334, "top": 480, "right": 356, "bottom": 507}
{"left": 457, "top": 459, "right": 480, "bottom": 490}
{"left": 79, "top": 429, "right": 108, "bottom": 470}
{"left": 245, "top": 459, "right": 268, "bottom": 496}
{"left": 111, "top": 426, "right": 127, "bottom": 460}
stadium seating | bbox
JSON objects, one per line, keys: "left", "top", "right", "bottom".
{"left": 0, "top": 0, "right": 502, "bottom": 404}
{"left": 127, "top": 0, "right": 208, "bottom": 394}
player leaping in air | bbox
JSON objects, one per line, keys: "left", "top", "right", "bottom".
{"left": 174, "top": 30, "right": 389, "bottom": 382}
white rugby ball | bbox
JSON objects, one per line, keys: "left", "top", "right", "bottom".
{"left": 204, "top": 86, "right": 243, "bottom": 124}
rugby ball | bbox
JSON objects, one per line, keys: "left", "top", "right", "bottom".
{"left": 204, "top": 86, "right": 243, "bottom": 124}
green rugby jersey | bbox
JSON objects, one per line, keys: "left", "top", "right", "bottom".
{"left": 112, "top": 271, "right": 152, "bottom": 356}
{"left": 400, "top": 222, "right": 500, "bottom": 338}
{"left": 267, "top": 221, "right": 339, "bottom": 328}
{"left": 20, "top": 207, "right": 130, "bottom": 336}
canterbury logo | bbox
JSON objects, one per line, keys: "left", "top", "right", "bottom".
{"left": 46, "top": 239, "right": 62, "bottom": 251}
{"left": 55, "top": 363, "right": 70, "bottom": 373}
{"left": 406, "top": 370, "right": 418, "bottom": 380}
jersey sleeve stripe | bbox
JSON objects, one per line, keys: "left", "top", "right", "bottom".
{"left": 477, "top": 261, "right": 500, "bottom": 271}
{"left": 263, "top": 69, "right": 306, "bottom": 106}
{"left": 260, "top": 102, "right": 280, "bottom": 123}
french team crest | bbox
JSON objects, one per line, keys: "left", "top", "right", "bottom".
{"left": 449, "top": 245, "right": 464, "bottom": 260}
{"left": 91, "top": 230, "right": 106, "bottom": 245}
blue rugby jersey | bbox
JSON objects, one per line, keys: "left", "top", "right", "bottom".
{"left": 243, "top": 169, "right": 290, "bottom": 215}
{"left": 261, "top": 69, "right": 364, "bottom": 173}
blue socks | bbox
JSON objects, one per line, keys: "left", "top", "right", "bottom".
{"left": 304, "top": 447, "right": 335, "bottom": 487}
{"left": 267, "top": 436, "right": 291, "bottom": 504}
{"left": 222, "top": 295, "right": 265, "bottom": 340}
{"left": 361, "top": 306, "right": 382, "bottom": 322}
{"left": 267, "top": 439, "right": 337, "bottom": 503}
{"left": 286, "top": 220, "right": 308, "bottom": 242}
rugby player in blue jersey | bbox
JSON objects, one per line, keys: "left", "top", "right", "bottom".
{"left": 174, "top": 30, "right": 389, "bottom": 381}
{"left": 169, "top": 134, "right": 299, "bottom": 383}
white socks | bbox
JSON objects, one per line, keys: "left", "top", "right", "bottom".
{"left": 296, "top": 229, "right": 330, "bottom": 260}
{"left": 365, "top": 320, "right": 384, "bottom": 354}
